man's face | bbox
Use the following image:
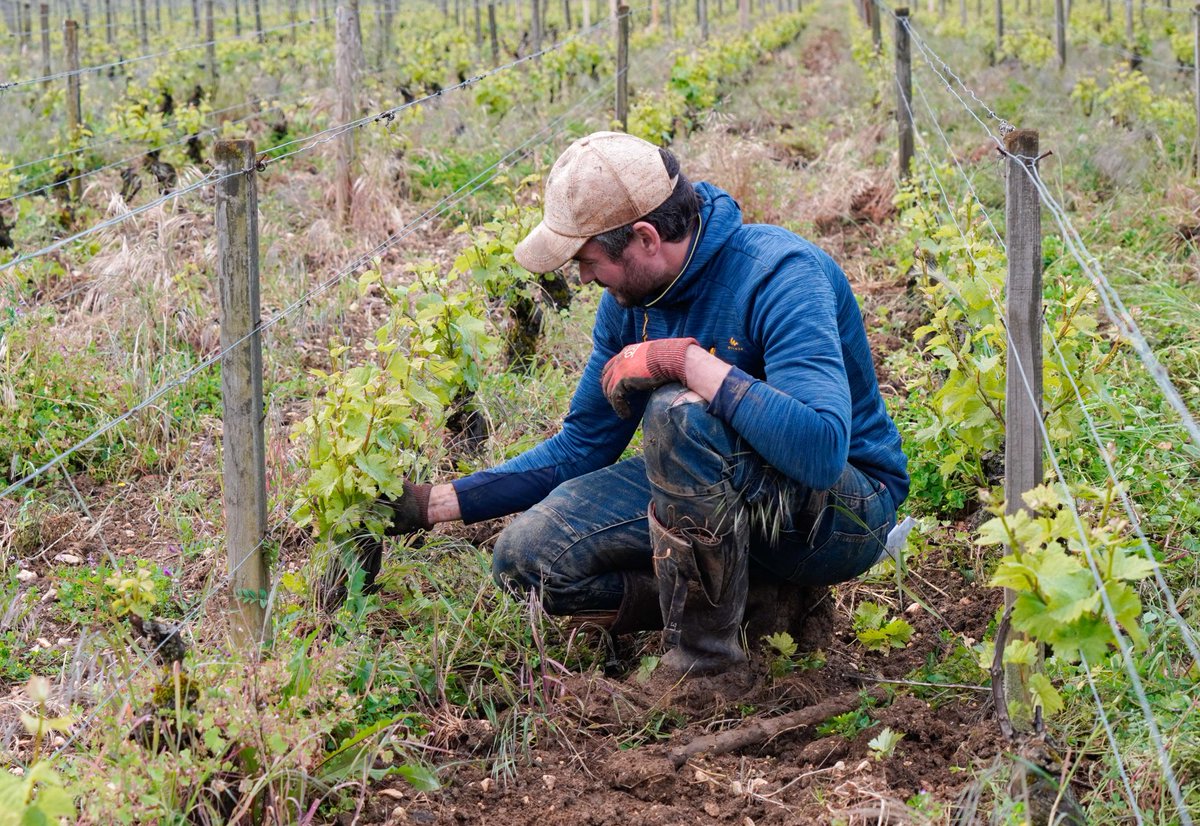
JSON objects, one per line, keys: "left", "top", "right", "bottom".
{"left": 572, "top": 238, "right": 669, "bottom": 308}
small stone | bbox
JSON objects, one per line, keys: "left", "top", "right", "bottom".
{"left": 40, "top": 589, "right": 57, "bottom": 603}
{"left": 51, "top": 736, "right": 65, "bottom": 747}
{"left": 57, "top": 637, "right": 71, "bottom": 646}
{"left": 704, "top": 802, "right": 721, "bottom": 817}
{"left": 16, "top": 570, "right": 36, "bottom": 582}
{"left": 855, "top": 759, "right": 871, "bottom": 773}
{"left": 522, "top": 796, "right": 530, "bottom": 805}
{"left": 9, "top": 767, "right": 24, "bottom": 777}
{"left": 541, "top": 774, "right": 556, "bottom": 791}
{"left": 479, "top": 778, "right": 492, "bottom": 793}
{"left": 959, "top": 597, "right": 971, "bottom": 606}
{"left": 53, "top": 553, "right": 82, "bottom": 565}
{"left": 743, "top": 818, "right": 756, "bottom": 826}
{"left": 36, "top": 637, "right": 52, "bottom": 648}
{"left": 833, "top": 761, "right": 846, "bottom": 772}
{"left": 905, "top": 602, "right": 921, "bottom": 614}
{"left": 379, "top": 788, "right": 405, "bottom": 801}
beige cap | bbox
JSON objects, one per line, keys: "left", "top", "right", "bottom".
{"left": 515, "top": 131, "right": 677, "bottom": 273}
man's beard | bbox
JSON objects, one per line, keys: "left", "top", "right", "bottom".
{"left": 609, "top": 253, "right": 670, "bottom": 308}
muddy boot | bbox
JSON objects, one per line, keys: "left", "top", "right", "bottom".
{"left": 566, "top": 571, "right": 664, "bottom": 635}
{"left": 743, "top": 573, "right": 834, "bottom": 654}
{"left": 650, "top": 504, "right": 749, "bottom": 676}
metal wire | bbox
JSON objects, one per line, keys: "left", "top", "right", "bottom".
{"left": 892, "top": 30, "right": 1196, "bottom": 823}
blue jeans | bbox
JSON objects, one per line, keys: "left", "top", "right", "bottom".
{"left": 491, "top": 384, "right": 896, "bottom": 614}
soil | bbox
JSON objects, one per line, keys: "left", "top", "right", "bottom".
{"left": 344, "top": 557, "right": 1004, "bottom": 826}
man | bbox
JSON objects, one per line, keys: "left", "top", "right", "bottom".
{"left": 342, "top": 131, "right": 908, "bottom": 677}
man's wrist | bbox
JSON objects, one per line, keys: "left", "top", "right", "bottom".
{"left": 426, "top": 483, "right": 462, "bottom": 524}
{"left": 683, "top": 344, "right": 734, "bottom": 401}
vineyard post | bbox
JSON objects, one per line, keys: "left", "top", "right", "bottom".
{"left": 473, "top": 0, "right": 480, "bottom": 45}
{"left": 616, "top": 3, "right": 628, "bottom": 130}
{"left": 1054, "top": 0, "right": 1064, "bottom": 66}
{"left": 383, "top": 0, "right": 395, "bottom": 59}
{"left": 153, "top": 0, "right": 159, "bottom": 35}
{"left": 1105, "top": 0, "right": 1111, "bottom": 22}
{"left": 1003, "top": 128, "right": 1042, "bottom": 726}
{"left": 65, "top": 19, "right": 82, "bottom": 202}
{"left": 738, "top": 0, "right": 747, "bottom": 28}
{"left": 288, "top": 0, "right": 296, "bottom": 41}
{"left": 81, "top": 0, "right": 88, "bottom": 31}
{"left": 335, "top": 3, "right": 356, "bottom": 222}
{"left": 206, "top": 0, "right": 215, "bottom": 91}
{"left": 1124, "top": 0, "right": 1134, "bottom": 67}
{"left": 104, "top": 0, "right": 111, "bottom": 44}
{"left": 699, "top": 0, "right": 707, "bottom": 40}
{"left": 563, "top": 0, "right": 570, "bottom": 28}
{"left": 958, "top": 0, "right": 965, "bottom": 27}
{"left": 39, "top": 3, "right": 49, "bottom": 88}
{"left": 137, "top": 0, "right": 147, "bottom": 48}
{"left": 214, "top": 139, "right": 271, "bottom": 652}
{"left": 531, "top": 0, "right": 540, "bottom": 51}
{"left": 191, "top": 0, "right": 198, "bottom": 35}
{"left": 582, "top": 0, "right": 589, "bottom": 27}
{"left": 994, "top": 0, "right": 1002, "bottom": 53}
{"left": 895, "top": 8, "right": 913, "bottom": 178}
{"left": 488, "top": 0, "right": 498, "bottom": 62}
{"left": 253, "top": 0, "right": 262, "bottom": 41}
{"left": 870, "top": 0, "right": 880, "bottom": 52}
{"left": 663, "top": 0, "right": 670, "bottom": 32}
{"left": 1194, "top": 4, "right": 1199, "bottom": 175}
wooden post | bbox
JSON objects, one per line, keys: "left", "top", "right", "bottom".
{"left": 288, "top": 0, "right": 297, "bottom": 41}
{"left": 153, "top": 0, "right": 159, "bottom": 34}
{"left": 335, "top": 3, "right": 355, "bottom": 222}
{"left": 699, "top": 0, "right": 707, "bottom": 40}
{"left": 472, "top": 0, "right": 480, "bottom": 44}
{"left": 488, "top": 0, "right": 498, "bottom": 61}
{"left": 215, "top": 139, "right": 270, "bottom": 651}
{"left": 531, "top": 0, "right": 540, "bottom": 52}
{"left": 191, "top": 0, "right": 199, "bottom": 35}
{"left": 382, "top": 0, "right": 395, "bottom": 61}
{"left": 39, "top": 3, "right": 49, "bottom": 87}
{"left": 1054, "top": 0, "right": 1064, "bottom": 66}
{"left": 137, "top": 0, "right": 147, "bottom": 48}
{"left": 104, "top": 0, "right": 112, "bottom": 44}
{"left": 895, "top": 8, "right": 913, "bottom": 178}
{"left": 64, "top": 19, "right": 81, "bottom": 204}
{"left": 234, "top": 0, "right": 242, "bottom": 36}
{"left": 870, "top": 0, "right": 881, "bottom": 52}
{"left": 738, "top": 0, "right": 747, "bottom": 28}
{"left": 663, "top": 0, "right": 670, "bottom": 31}
{"left": 1003, "top": 128, "right": 1042, "bottom": 728}
{"left": 1194, "top": 5, "right": 1199, "bottom": 175}
{"left": 959, "top": 0, "right": 965, "bottom": 26}
{"left": 253, "top": 0, "right": 262, "bottom": 41}
{"left": 1125, "top": 0, "right": 1135, "bottom": 67}
{"left": 994, "top": 0, "right": 1003, "bottom": 49}
{"left": 562, "top": 0, "right": 570, "bottom": 27}
{"left": 206, "top": 0, "right": 215, "bottom": 91}
{"left": 616, "top": 3, "right": 628, "bottom": 130}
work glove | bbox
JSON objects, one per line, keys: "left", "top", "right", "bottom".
{"left": 600, "top": 337, "right": 698, "bottom": 419}
{"left": 318, "top": 480, "right": 433, "bottom": 612}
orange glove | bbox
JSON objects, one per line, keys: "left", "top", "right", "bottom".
{"left": 600, "top": 338, "right": 699, "bottom": 419}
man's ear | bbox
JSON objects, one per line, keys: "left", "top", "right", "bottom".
{"left": 630, "top": 221, "right": 662, "bottom": 256}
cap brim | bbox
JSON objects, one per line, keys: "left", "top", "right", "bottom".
{"left": 514, "top": 221, "right": 587, "bottom": 274}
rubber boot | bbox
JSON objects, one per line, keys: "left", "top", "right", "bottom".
{"left": 565, "top": 570, "right": 663, "bottom": 635}
{"left": 650, "top": 504, "right": 749, "bottom": 676}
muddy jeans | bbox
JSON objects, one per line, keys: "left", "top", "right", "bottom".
{"left": 491, "top": 384, "right": 897, "bottom": 615}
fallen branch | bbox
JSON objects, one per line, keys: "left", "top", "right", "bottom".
{"left": 668, "top": 690, "right": 878, "bottom": 769}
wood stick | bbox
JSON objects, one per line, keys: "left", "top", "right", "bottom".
{"left": 668, "top": 690, "right": 875, "bottom": 769}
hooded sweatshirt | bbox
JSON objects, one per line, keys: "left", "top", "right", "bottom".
{"left": 451, "top": 183, "right": 909, "bottom": 523}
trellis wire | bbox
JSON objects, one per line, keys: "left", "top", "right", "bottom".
{"left": 894, "top": 25, "right": 1196, "bottom": 822}
{"left": 0, "top": 13, "right": 333, "bottom": 92}
{"left": 42, "top": 74, "right": 615, "bottom": 758}
{"left": 894, "top": 68, "right": 1148, "bottom": 822}
{"left": 906, "top": 60, "right": 1200, "bottom": 675}
{"left": 0, "top": 11, "right": 619, "bottom": 273}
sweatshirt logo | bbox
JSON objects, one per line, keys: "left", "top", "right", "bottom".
{"left": 727, "top": 337, "right": 743, "bottom": 352}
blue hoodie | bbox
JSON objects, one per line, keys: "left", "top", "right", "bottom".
{"left": 451, "top": 183, "right": 909, "bottom": 523}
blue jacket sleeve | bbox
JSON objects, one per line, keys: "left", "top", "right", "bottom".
{"left": 452, "top": 299, "right": 640, "bottom": 523}
{"left": 707, "top": 252, "right": 851, "bottom": 491}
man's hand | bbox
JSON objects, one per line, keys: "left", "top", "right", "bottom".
{"left": 600, "top": 337, "right": 699, "bottom": 418}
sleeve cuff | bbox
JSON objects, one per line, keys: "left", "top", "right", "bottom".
{"left": 707, "top": 366, "right": 759, "bottom": 423}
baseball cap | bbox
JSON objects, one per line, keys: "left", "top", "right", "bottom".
{"left": 514, "top": 131, "right": 678, "bottom": 273}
